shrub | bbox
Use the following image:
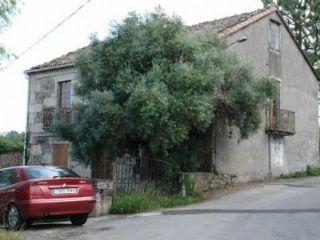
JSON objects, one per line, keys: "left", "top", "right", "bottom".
{"left": 0, "top": 135, "right": 24, "bottom": 154}
{"left": 280, "top": 165, "right": 320, "bottom": 179}
{"left": 306, "top": 165, "right": 320, "bottom": 176}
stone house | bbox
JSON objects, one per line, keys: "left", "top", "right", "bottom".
{"left": 25, "top": 6, "right": 319, "bottom": 181}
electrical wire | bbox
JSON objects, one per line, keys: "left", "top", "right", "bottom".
{"left": 2, "top": 0, "right": 94, "bottom": 70}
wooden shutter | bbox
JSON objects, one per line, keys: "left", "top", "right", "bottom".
{"left": 52, "top": 143, "right": 69, "bottom": 167}
{"left": 58, "top": 81, "right": 71, "bottom": 108}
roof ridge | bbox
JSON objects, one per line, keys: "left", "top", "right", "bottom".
{"left": 188, "top": 5, "right": 277, "bottom": 35}
{"left": 220, "top": 5, "right": 277, "bottom": 37}
{"left": 26, "top": 6, "right": 279, "bottom": 74}
{"left": 188, "top": 6, "right": 266, "bottom": 28}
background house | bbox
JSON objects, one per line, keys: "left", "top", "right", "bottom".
{"left": 25, "top": 6, "right": 319, "bottom": 181}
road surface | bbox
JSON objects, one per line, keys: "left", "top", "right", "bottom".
{"left": 23, "top": 177, "right": 320, "bottom": 240}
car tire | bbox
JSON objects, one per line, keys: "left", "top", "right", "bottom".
{"left": 5, "top": 204, "right": 24, "bottom": 231}
{"left": 70, "top": 214, "right": 88, "bottom": 226}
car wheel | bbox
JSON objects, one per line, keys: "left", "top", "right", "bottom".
{"left": 5, "top": 204, "right": 23, "bottom": 230}
{"left": 70, "top": 214, "right": 88, "bottom": 226}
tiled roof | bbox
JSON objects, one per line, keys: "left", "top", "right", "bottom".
{"left": 26, "top": 46, "right": 90, "bottom": 73}
{"left": 26, "top": 6, "right": 277, "bottom": 73}
{"left": 188, "top": 5, "right": 277, "bottom": 37}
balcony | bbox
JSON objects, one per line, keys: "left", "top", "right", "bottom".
{"left": 43, "top": 107, "right": 72, "bottom": 130}
{"left": 266, "top": 108, "right": 295, "bottom": 136}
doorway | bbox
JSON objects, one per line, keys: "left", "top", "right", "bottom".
{"left": 52, "top": 143, "right": 69, "bottom": 167}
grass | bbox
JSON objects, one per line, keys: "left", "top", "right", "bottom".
{"left": 110, "top": 190, "right": 202, "bottom": 214}
{"left": 0, "top": 231, "right": 20, "bottom": 240}
{"left": 280, "top": 165, "right": 320, "bottom": 179}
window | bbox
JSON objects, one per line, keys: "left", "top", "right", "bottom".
{"left": 0, "top": 170, "right": 15, "bottom": 189}
{"left": 58, "top": 81, "right": 71, "bottom": 109}
{"left": 26, "top": 167, "right": 79, "bottom": 180}
{"left": 270, "top": 21, "right": 281, "bottom": 52}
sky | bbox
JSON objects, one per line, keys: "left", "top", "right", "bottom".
{"left": 0, "top": 0, "right": 263, "bottom": 133}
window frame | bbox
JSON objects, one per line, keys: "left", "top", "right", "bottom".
{"left": 269, "top": 19, "right": 281, "bottom": 53}
{"left": 57, "top": 80, "right": 72, "bottom": 109}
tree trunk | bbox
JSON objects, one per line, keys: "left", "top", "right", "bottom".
{"left": 91, "top": 151, "right": 112, "bottom": 179}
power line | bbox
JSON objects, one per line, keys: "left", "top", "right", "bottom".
{"left": 3, "top": 0, "right": 94, "bottom": 70}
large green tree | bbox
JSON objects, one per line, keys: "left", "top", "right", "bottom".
{"left": 263, "top": 0, "right": 320, "bottom": 71}
{"left": 0, "top": 0, "right": 18, "bottom": 66}
{"left": 54, "top": 9, "right": 275, "bottom": 174}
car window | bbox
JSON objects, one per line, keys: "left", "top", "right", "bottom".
{"left": 0, "top": 170, "right": 16, "bottom": 189}
{"left": 26, "top": 167, "right": 79, "bottom": 180}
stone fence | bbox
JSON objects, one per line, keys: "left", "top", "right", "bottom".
{"left": 185, "top": 172, "right": 238, "bottom": 195}
{"left": 89, "top": 173, "right": 237, "bottom": 216}
{"left": 0, "top": 150, "right": 23, "bottom": 168}
{"left": 90, "top": 179, "right": 113, "bottom": 217}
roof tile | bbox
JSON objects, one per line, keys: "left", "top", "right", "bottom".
{"left": 26, "top": 6, "right": 277, "bottom": 73}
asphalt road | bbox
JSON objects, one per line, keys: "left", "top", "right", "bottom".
{"left": 23, "top": 177, "right": 320, "bottom": 240}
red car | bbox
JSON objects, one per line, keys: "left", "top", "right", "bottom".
{"left": 0, "top": 166, "right": 96, "bottom": 230}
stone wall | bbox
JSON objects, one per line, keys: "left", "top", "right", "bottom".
{"left": 27, "top": 68, "right": 76, "bottom": 167}
{"left": 186, "top": 172, "right": 237, "bottom": 195}
{"left": 27, "top": 68, "right": 92, "bottom": 177}
{"left": 90, "top": 179, "right": 113, "bottom": 217}
{"left": 0, "top": 150, "right": 23, "bottom": 168}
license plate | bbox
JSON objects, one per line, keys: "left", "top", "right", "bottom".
{"left": 51, "top": 188, "right": 77, "bottom": 195}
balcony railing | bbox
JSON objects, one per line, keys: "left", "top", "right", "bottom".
{"left": 266, "top": 108, "right": 295, "bottom": 136}
{"left": 43, "top": 107, "right": 72, "bottom": 130}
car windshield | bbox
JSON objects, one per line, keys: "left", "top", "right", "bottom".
{"left": 26, "top": 167, "right": 79, "bottom": 180}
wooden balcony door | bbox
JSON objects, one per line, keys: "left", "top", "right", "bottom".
{"left": 58, "top": 80, "right": 71, "bottom": 109}
{"left": 52, "top": 143, "right": 69, "bottom": 167}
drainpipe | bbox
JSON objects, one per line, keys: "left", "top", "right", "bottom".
{"left": 268, "top": 134, "right": 272, "bottom": 179}
{"left": 23, "top": 74, "right": 31, "bottom": 166}
{"left": 212, "top": 120, "right": 217, "bottom": 173}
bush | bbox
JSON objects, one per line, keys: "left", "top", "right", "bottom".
{"left": 0, "top": 131, "right": 25, "bottom": 155}
{"left": 306, "top": 165, "right": 320, "bottom": 176}
{"left": 280, "top": 165, "right": 320, "bottom": 179}
{"left": 110, "top": 190, "right": 201, "bottom": 214}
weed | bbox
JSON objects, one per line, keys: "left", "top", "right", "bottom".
{"left": 110, "top": 190, "right": 201, "bottom": 214}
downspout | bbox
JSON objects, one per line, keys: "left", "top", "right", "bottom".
{"left": 23, "top": 73, "right": 31, "bottom": 166}
{"left": 212, "top": 119, "right": 217, "bottom": 173}
{"left": 268, "top": 134, "right": 272, "bottom": 179}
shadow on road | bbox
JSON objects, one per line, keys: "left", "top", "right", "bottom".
{"left": 164, "top": 208, "right": 320, "bottom": 215}
{"left": 281, "top": 183, "right": 316, "bottom": 188}
{"left": 27, "top": 223, "right": 72, "bottom": 231}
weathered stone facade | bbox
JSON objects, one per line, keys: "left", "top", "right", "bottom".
{"left": 0, "top": 150, "right": 23, "bottom": 168}
{"left": 186, "top": 172, "right": 237, "bottom": 195}
{"left": 26, "top": 67, "right": 91, "bottom": 177}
